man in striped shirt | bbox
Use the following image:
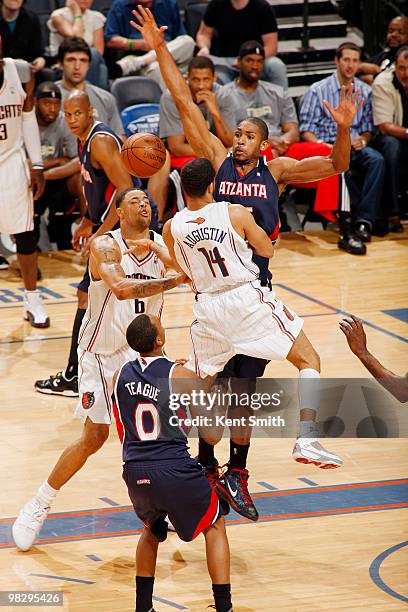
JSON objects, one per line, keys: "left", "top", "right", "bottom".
{"left": 300, "top": 42, "right": 385, "bottom": 254}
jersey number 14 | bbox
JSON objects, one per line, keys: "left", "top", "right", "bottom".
{"left": 198, "top": 247, "right": 229, "bottom": 277}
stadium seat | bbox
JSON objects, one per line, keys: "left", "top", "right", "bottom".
{"left": 121, "top": 103, "right": 160, "bottom": 137}
{"left": 111, "top": 76, "right": 162, "bottom": 112}
{"left": 184, "top": 0, "right": 209, "bottom": 38}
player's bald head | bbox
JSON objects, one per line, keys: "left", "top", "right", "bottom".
{"left": 64, "top": 89, "right": 91, "bottom": 111}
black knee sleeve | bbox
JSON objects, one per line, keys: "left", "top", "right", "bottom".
{"left": 14, "top": 231, "right": 37, "bottom": 255}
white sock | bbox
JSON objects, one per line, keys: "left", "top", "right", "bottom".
{"left": 36, "top": 481, "right": 58, "bottom": 508}
{"left": 298, "top": 368, "right": 320, "bottom": 437}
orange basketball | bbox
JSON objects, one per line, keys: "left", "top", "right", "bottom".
{"left": 121, "top": 133, "right": 166, "bottom": 178}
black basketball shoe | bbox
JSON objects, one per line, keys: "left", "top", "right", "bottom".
{"left": 35, "top": 371, "right": 78, "bottom": 397}
{"left": 215, "top": 467, "right": 258, "bottom": 521}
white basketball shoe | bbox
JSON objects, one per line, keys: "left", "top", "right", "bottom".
{"left": 24, "top": 290, "right": 50, "bottom": 328}
{"left": 12, "top": 498, "right": 50, "bottom": 551}
{"left": 292, "top": 438, "right": 342, "bottom": 469}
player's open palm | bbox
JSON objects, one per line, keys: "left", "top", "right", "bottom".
{"left": 130, "top": 5, "right": 167, "bottom": 50}
{"left": 323, "top": 82, "right": 364, "bottom": 128}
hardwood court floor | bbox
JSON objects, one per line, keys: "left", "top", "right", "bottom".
{"left": 0, "top": 228, "right": 407, "bottom": 611}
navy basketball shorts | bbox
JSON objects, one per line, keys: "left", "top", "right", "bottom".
{"left": 123, "top": 457, "right": 223, "bottom": 542}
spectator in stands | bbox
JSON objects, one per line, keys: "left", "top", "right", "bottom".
{"left": 160, "top": 56, "right": 236, "bottom": 167}
{"left": 48, "top": 0, "right": 108, "bottom": 90}
{"left": 372, "top": 45, "right": 408, "bottom": 231}
{"left": 56, "top": 37, "right": 123, "bottom": 136}
{"left": 105, "top": 0, "right": 194, "bottom": 90}
{"left": 300, "top": 42, "right": 385, "bottom": 253}
{"left": 219, "top": 41, "right": 353, "bottom": 241}
{"left": 0, "top": 0, "right": 45, "bottom": 72}
{"left": 35, "top": 81, "right": 86, "bottom": 250}
{"left": 195, "top": 0, "right": 287, "bottom": 90}
{"left": 358, "top": 16, "right": 408, "bottom": 85}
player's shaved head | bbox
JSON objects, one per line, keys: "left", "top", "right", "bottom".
{"left": 64, "top": 89, "right": 91, "bottom": 110}
{"left": 126, "top": 314, "right": 164, "bottom": 354}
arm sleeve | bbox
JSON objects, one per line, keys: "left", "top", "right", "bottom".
{"left": 281, "top": 90, "right": 299, "bottom": 124}
{"left": 108, "top": 96, "right": 125, "bottom": 135}
{"left": 299, "top": 88, "right": 322, "bottom": 134}
{"left": 372, "top": 78, "right": 396, "bottom": 125}
{"left": 203, "top": 0, "right": 219, "bottom": 27}
{"left": 216, "top": 87, "right": 239, "bottom": 130}
{"left": 27, "top": 13, "right": 45, "bottom": 61}
{"left": 22, "top": 109, "right": 43, "bottom": 169}
{"left": 104, "top": 1, "right": 122, "bottom": 41}
{"left": 159, "top": 93, "right": 184, "bottom": 138}
{"left": 258, "top": 4, "right": 277, "bottom": 34}
{"left": 62, "top": 122, "right": 79, "bottom": 159}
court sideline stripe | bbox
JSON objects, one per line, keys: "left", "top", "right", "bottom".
{"left": 1, "top": 503, "right": 407, "bottom": 549}
{"left": 276, "top": 283, "right": 408, "bottom": 344}
{"left": 368, "top": 540, "right": 408, "bottom": 604}
{"left": 1, "top": 478, "right": 407, "bottom": 524}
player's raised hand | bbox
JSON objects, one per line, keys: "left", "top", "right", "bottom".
{"left": 339, "top": 315, "right": 367, "bottom": 358}
{"left": 323, "top": 83, "right": 364, "bottom": 128}
{"left": 130, "top": 5, "right": 168, "bottom": 50}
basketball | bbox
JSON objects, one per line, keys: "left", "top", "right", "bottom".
{"left": 121, "top": 133, "right": 166, "bottom": 178}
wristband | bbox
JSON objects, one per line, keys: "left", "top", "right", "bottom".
{"left": 128, "top": 39, "right": 134, "bottom": 51}
{"left": 74, "top": 15, "right": 82, "bottom": 19}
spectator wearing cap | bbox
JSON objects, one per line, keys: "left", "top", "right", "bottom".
{"left": 56, "top": 37, "right": 123, "bottom": 137}
{"left": 35, "top": 81, "right": 86, "bottom": 249}
{"left": 0, "top": 0, "right": 45, "bottom": 73}
{"left": 358, "top": 16, "right": 408, "bottom": 85}
{"left": 195, "top": 0, "right": 287, "bottom": 89}
{"left": 105, "top": 0, "right": 194, "bottom": 90}
{"left": 371, "top": 45, "right": 408, "bottom": 231}
{"left": 219, "top": 41, "right": 351, "bottom": 241}
{"left": 300, "top": 42, "right": 385, "bottom": 253}
{"left": 48, "top": 0, "right": 108, "bottom": 90}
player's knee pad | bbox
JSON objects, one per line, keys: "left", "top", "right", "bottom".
{"left": 14, "top": 231, "right": 36, "bottom": 255}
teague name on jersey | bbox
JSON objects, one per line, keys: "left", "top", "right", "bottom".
{"left": 124, "top": 380, "right": 160, "bottom": 401}
{"left": 0, "top": 104, "right": 23, "bottom": 120}
{"left": 218, "top": 180, "right": 268, "bottom": 199}
{"left": 183, "top": 227, "right": 227, "bottom": 249}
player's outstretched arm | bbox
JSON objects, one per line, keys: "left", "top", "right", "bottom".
{"left": 130, "top": 5, "right": 226, "bottom": 171}
{"left": 270, "top": 83, "right": 364, "bottom": 186}
{"left": 90, "top": 235, "right": 186, "bottom": 300}
{"left": 228, "top": 205, "right": 275, "bottom": 259}
{"left": 340, "top": 316, "right": 408, "bottom": 403}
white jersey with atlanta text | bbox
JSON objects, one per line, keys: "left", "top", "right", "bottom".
{"left": 78, "top": 228, "right": 166, "bottom": 355}
{"left": 171, "top": 201, "right": 259, "bottom": 294}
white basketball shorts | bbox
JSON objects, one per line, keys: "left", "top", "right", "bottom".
{"left": 0, "top": 151, "right": 33, "bottom": 234}
{"left": 76, "top": 344, "right": 138, "bottom": 424}
{"left": 187, "top": 281, "right": 304, "bottom": 377}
